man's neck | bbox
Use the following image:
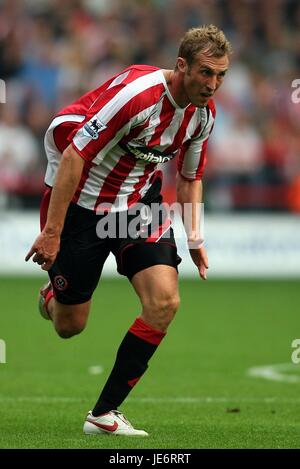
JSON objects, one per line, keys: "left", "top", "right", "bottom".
{"left": 163, "top": 69, "right": 190, "bottom": 108}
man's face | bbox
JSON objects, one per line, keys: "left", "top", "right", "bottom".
{"left": 178, "top": 50, "right": 229, "bottom": 107}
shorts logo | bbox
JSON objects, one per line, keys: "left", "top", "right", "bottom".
{"left": 82, "top": 117, "right": 107, "bottom": 140}
{"left": 54, "top": 275, "right": 68, "bottom": 291}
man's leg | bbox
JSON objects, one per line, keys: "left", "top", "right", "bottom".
{"left": 38, "top": 192, "right": 110, "bottom": 339}
{"left": 43, "top": 294, "right": 91, "bottom": 339}
{"left": 91, "top": 264, "right": 180, "bottom": 416}
{"left": 131, "top": 264, "right": 180, "bottom": 332}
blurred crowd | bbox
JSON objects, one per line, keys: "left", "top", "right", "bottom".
{"left": 0, "top": 0, "right": 300, "bottom": 211}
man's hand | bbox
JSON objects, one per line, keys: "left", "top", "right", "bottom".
{"left": 25, "top": 145, "right": 84, "bottom": 271}
{"left": 25, "top": 230, "right": 60, "bottom": 271}
{"left": 189, "top": 245, "right": 209, "bottom": 280}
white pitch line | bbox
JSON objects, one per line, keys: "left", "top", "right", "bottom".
{"left": 247, "top": 363, "right": 300, "bottom": 383}
{"left": 131, "top": 396, "right": 300, "bottom": 403}
{"left": 0, "top": 396, "right": 300, "bottom": 404}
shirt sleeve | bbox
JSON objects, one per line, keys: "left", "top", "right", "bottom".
{"left": 69, "top": 83, "right": 138, "bottom": 165}
{"left": 177, "top": 103, "right": 216, "bottom": 181}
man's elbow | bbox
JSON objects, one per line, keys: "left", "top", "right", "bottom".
{"left": 62, "top": 143, "right": 79, "bottom": 160}
{"left": 176, "top": 172, "right": 202, "bottom": 186}
{"left": 61, "top": 144, "right": 85, "bottom": 172}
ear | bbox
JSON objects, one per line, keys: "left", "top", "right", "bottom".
{"left": 176, "top": 57, "right": 187, "bottom": 73}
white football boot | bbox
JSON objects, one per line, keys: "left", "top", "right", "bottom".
{"left": 83, "top": 410, "right": 149, "bottom": 437}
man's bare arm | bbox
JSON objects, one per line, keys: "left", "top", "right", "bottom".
{"left": 25, "top": 144, "right": 85, "bottom": 270}
{"left": 176, "top": 173, "right": 203, "bottom": 241}
{"left": 176, "top": 173, "right": 208, "bottom": 280}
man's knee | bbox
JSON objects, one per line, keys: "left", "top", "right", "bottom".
{"left": 54, "top": 318, "right": 86, "bottom": 339}
{"left": 52, "top": 301, "right": 90, "bottom": 339}
{"left": 142, "top": 292, "right": 180, "bottom": 331}
{"left": 159, "top": 294, "right": 180, "bottom": 316}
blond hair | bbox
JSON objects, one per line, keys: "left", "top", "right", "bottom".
{"left": 178, "top": 24, "right": 232, "bottom": 65}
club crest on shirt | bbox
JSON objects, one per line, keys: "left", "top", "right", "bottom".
{"left": 83, "top": 117, "right": 107, "bottom": 140}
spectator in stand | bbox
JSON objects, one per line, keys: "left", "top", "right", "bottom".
{"left": 0, "top": 102, "right": 39, "bottom": 201}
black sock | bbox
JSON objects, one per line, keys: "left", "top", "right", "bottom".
{"left": 92, "top": 317, "right": 165, "bottom": 416}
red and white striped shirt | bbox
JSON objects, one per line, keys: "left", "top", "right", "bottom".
{"left": 44, "top": 65, "right": 216, "bottom": 212}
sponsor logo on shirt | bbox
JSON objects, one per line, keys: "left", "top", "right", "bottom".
{"left": 83, "top": 117, "right": 107, "bottom": 140}
{"left": 122, "top": 144, "right": 176, "bottom": 164}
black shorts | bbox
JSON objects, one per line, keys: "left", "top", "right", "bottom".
{"left": 43, "top": 183, "right": 181, "bottom": 305}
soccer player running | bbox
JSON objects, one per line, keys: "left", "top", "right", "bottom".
{"left": 26, "top": 25, "right": 231, "bottom": 436}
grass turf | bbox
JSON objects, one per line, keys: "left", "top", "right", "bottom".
{"left": 0, "top": 277, "right": 299, "bottom": 448}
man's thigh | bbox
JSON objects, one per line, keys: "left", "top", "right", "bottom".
{"left": 49, "top": 203, "right": 110, "bottom": 305}
{"left": 111, "top": 200, "right": 182, "bottom": 281}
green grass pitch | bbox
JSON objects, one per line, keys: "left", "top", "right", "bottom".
{"left": 0, "top": 276, "right": 299, "bottom": 449}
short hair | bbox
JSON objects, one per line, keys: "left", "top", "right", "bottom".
{"left": 178, "top": 24, "right": 232, "bottom": 66}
